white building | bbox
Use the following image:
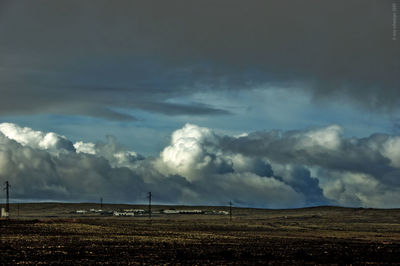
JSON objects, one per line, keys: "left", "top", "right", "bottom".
{"left": 123, "top": 209, "right": 145, "bottom": 214}
{"left": 178, "top": 210, "right": 203, "bottom": 214}
{"left": 1, "top": 208, "right": 9, "bottom": 218}
{"left": 163, "top": 209, "right": 180, "bottom": 214}
{"left": 113, "top": 211, "right": 135, "bottom": 217}
{"left": 162, "top": 209, "right": 204, "bottom": 214}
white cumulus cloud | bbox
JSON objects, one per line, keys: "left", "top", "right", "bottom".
{"left": 159, "top": 123, "right": 232, "bottom": 181}
{"left": 0, "top": 123, "right": 74, "bottom": 152}
{"left": 1, "top": 122, "right": 400, "bottom": 208}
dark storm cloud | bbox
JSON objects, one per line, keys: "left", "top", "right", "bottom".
{"left": 219, "top": 126, "right": 400, "bottom": 187}
{"left": 0, "top": 0, "right": 398, "bottom": 120}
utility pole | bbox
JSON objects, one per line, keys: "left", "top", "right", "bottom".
{"left": 229, "top": 200, "right": 232, "bottom": 222}
{"left": 4, "top": 181, "right": 10, "bottom": 218}
{"left": 100, "top": 197, "right": 103, "bottom": 209}
{"left": 4, "top": 181, "right": 10, "bottom": 212}
{"left": 148, "top": 192, "right": 152, "bottom": 221}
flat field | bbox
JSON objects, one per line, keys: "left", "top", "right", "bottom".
{"left": 1, "top": 203, "right": 400, "bottom": 264}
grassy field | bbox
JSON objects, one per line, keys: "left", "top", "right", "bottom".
{"left": 1, "top": 203, "right": 400, "bottom": 264}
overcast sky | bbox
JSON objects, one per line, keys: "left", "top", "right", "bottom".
{"left": 0, "top": 0, "right": 399, "bottom": 208}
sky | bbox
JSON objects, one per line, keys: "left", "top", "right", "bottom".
{"left": 0, "top": 0, "right": 400, "bottom": 208}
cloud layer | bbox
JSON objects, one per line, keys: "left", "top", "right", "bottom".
{"left": 0, "top": 1, "right": 398, "bottom": 120}
{"left": 1, "top": 122, "right": 400, "bottom": 208}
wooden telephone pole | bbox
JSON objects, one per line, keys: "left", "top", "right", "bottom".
{"left": 229, "top": 200, "right": 232, "bottom": 222}
{"left": 148, "top": 192, "right": 152, "bottom": 221}
{"left": 4, "top": 181, "right": 10, "bottom": 218}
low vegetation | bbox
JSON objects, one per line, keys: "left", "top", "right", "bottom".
{"left": 1, "top": 204, "right": 399, "bottom": 264}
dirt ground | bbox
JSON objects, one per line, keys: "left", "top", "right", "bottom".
{"left": 1, "top": 203, "right": 400, "bottom": 264}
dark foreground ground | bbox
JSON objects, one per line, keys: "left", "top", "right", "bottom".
{"left": 1, "top": 203, "right": 400, "bottom": 264}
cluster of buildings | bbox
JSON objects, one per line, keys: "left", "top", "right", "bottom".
{"left": 159, "top": 209, "right": 229, "bottom": 215}
{"left": 112, "top": 209, "right": 145, "bottom": 217}
{"left": 74, "top": 208, "right": 229, "bottom": 217}
{"left": 75, "top": 208, "right": 145, "bottom": 217}
{"left": 161, "top": 209, "right": 203, "bottom": 214}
